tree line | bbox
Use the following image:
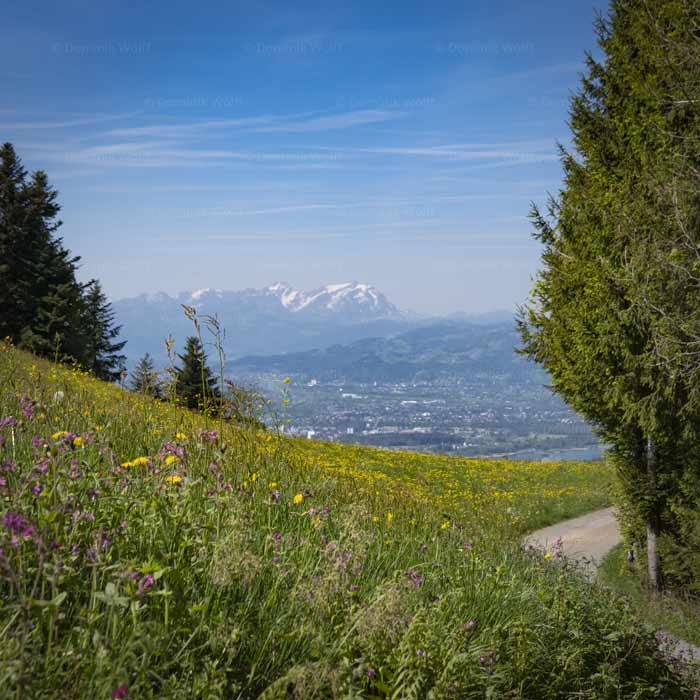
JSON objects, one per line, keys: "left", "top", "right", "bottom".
{"left": 520, "top": 0, "right": 700, "bottom": 595}
{"left": 0, "top": 143, "right": 263, "bottom": 425}
{"left": 0, "top": 143, "right": 126, "bottom": 380}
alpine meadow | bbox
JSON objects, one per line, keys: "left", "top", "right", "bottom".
{"left": 2, "top": 0, "right": 700, "bottom": 697}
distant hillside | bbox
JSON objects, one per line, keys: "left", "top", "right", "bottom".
{"left": 233, "top": 320, "right": 541, "bottom": 384}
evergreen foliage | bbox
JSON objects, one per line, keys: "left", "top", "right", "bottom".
{"left": 0, "top": 143, "right": 125, "bottom": 376}
{"left": 519, "top": 0, "right": 700, "bottom": 592}
{"left": 174, "top": 336, "right": 220, "bottom": 412}
{"left": 82, "top": 280, "right": 127, "bottom": 382}
{"left": 130, "top": 353, "right": 162, "bottom": 397}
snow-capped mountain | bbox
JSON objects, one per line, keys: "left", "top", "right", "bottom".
{"left": 113, "top": 282, "right": 409, "bottom": 364}
{"left": 176, "top": 282, "right": 403, "bottom": 320}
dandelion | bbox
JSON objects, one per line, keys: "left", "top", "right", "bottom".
{"left": 293, "top": 493, "right": 303, "bottom": 505}
{"left": 174, "top": 432, "right": 186, "bottom": 440}
{"left": 386, "top": 512, "right": 393, "bottom": 523}
{"left": 440, "top": 520, "right": 451, "bottom": 530}
{"left": 268, "top": 481, "right": 277, "bottom": 488}
{"left": 51, "top": 431, "right": 69, "bottom": 440}
{"left": 72, "top": 436, "right": 83, "bottom": 447}
{"left": 164, "top": 455, "right": 178, "bottom": 465}
{"left": 165, "top": 475, "right": 182, "bottom": 485}
{"left": 121, "top": 456, "right": 149, "bottom": 468}
{"left": 543, "top": 552, "right": 552, "bottom": 560}
{"left": 282, "top": 399, "right": 289, "bottom": 405}
{"left": 283, "top": 377, "right": 291, "bottom": 384}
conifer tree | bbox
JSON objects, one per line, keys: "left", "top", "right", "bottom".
{"left": 0, "top": 143, "right": 127, "bottom": 376}
{"left": 174, "top": 337, "right": 220, "bottom": 412}
{"left": 130, "top": 353, "right": 162, "bottom": 397}
{"left": 518, "top": 0, "right": 700, "bottom": 591}
{"left": 82, "top": 281, "right": 127, "bottom": 381}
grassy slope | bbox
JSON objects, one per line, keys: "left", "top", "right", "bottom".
{"left": 600, "top": 544, "right": 700, "bottom": 646}
{"left": 0, "top": 344, "right": 694, "bottom": 698}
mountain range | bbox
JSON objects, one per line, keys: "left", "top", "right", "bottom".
{"left": 113, "top": 282, "right": 521, "bottom": 377}
{"left": 114, "top": 282, "right": 417, "bottom": 364}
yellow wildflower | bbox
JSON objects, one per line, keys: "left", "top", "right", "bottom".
{"left": 372, "top": 516, "right": 380, "bottom": 524}
{"left": 283, "top": 377, "right": 291, "bottom": 384}
{"left": 165, "top": 474, "right": 182, "bottom": 485}
{"left": 122, "top": 456, "right": 149, "bottom": 468}
{"left": 269, "top": 481, "right": 278, "bottom": 489}
{"left": 52, "top": 431, "right": 69, "bottom": 440}
{"left": 293, "top": 493, "right": 303, "bottom": 505}
{"left": 543, "top": 552, "right": 552, "bottom": 560}
{"left": 440, "top": 520, "right": 451, "bottom": 530}
{"left": 72, "top": 436, "right": 83, "bottom": 447}
{"left": 386, "top": 512, "right": 394, "bottom": 523}
{"left": 282, "top": 399, "right": 289, "bottom": 405}
{"left": 251, "top": 472, "right": 258, "bottom": 482}
{"left": 165, "top": 455, "right": 178, "bottom": 465}
{"left": 175, "top": 432, "right": 186, "bottom": 440}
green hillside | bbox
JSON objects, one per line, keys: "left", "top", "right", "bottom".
{"left": 0, "top": 343, "right": 693, "bottom": 698}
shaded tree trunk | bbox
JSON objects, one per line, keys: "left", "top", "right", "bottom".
{"left": 646, "top": 437, "right": 662, "bottom": 592}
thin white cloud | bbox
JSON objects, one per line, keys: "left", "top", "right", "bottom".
{"left": 248, "top": 109, "right": 401, "bottom": 133}
{"left": 309, "top": 141, "right": 556, "bottom": 162}
{"left": 103, "top": 109, "right": 401, "bottom": 139}
{"left": 106, "top": 116, "right": 284, "bottom": 138}
{"left": 0, "top": 112, "right": 140, "bottom": 130}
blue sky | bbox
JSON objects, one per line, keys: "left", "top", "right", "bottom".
{"left": 2, "top": 0, "right": 605, "bottom": 314}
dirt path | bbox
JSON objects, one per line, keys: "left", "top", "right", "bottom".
{"left": 526, "top": 508, "right": 700, "bottom": 663}
{"left": 524, "top": 506, "right": 621, "bottom": 577}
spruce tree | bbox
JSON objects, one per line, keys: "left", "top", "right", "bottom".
{"left": 518, "top": 0, "right": 700, "bottom": 591}
{"left": 0, "top": 144, "right": 126, "bottom": 375}
{"left": 130, "top": 353, "right": 162, "bottom": 397}
{"left": 82, "top": 281, "right": 127, "bottom": 381}
{"left": 174, "top": 337, "right": 220, "bottom": 412}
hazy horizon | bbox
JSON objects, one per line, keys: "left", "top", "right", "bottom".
{"left": 2, "top": 0, "right": 604, "bottom": 315}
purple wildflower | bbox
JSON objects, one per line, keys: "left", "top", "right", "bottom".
{"left": 199, "top": 428, "right": 218, "bottom": 442}
{"left": 19, "top": 395, "right": 35, "bottom": 419}
{"left": 111, "top": 683, "right": 128, "bottom": 699}
{"left": 420, "top": 543, "right": 428, "bottom": 554}
{"left": 366, "top": 667, "right": 376, "bottom": 679}
{"left": 272, "top": 531, "right": 282, "bottom": 543}
{"left": 0, "top": 416, "right": 17, "bottom": 428}
{"left": 462, "top": 619, "right": 476, "bottom": 631}
{"left": 136, "top": 574, "right": 155, "bottom": 595}
{"left": 416, "top": 649, "right": 426, "bottom": 657}
{"left": 3, "top": 512, "right": 29, "bottom": 534}
{"left": 462, "top": 540, "right": 473, "bottom": 551}
{"left": 405, "top": 567, "right": 424, "bottom": 587}
{"left": 270, "top": 489, "right": 281, "bottom": 503}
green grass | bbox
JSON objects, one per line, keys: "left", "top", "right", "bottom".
{"left": 599, "top": 544, "right": 700, "bottom": 647}
{"left": 0, "top": 343, "right": 695, "bottom": 698}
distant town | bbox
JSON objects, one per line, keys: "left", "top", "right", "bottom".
{"left": 255, "top": 376, "right": 601, "bottom": 460}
